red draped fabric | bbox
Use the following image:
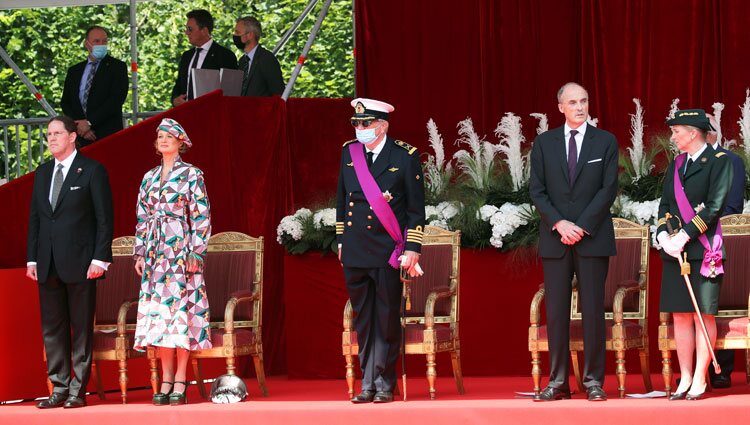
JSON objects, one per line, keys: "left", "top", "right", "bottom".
{"left": 355, "top": 0, "right": 750, "bottom": 151}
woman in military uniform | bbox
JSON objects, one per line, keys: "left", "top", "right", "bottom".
{"left": 656, "top": 109, "right": 733, "bottom": 400}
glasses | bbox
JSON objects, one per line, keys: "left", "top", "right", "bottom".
{"left": 350, "top": 119, "right": 375, "bottom": 128}
{"left": 185, "top": 25, "right": 197, "bottom": 33}
{"left": 46, "top": 131, "right": 68, "bottom": 138}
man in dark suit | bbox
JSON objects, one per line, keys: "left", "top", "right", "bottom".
{"left": 60, "top": 26, "right": 128, "bottom": 147}
{"left": 26, "top": 116, "right": 113, "bottom": 409}
{"left": 233, "top": 16, "right": 284, "bottom": 97}
{"left": 529, "top": 83, "right": 619, "bottom": 402}
{"left": 172, "top": 9, "right": 238, "bottom": 106}
{"left": 706, "top": 114, "right": 747, "bottom": 388}
{"left": 336, "top": 98, "right": 425, "bottom": 403}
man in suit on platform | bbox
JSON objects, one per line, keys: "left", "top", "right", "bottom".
{"left": 529, "top": 82, "right": 619, "bottom": 402}
{"left": 171, "top": 9, "right": 238, "bottom": 107}
{"left": 336, "top": 98, "right": 425, "bottom": 403}
{"left": 706, "top": 114, "right": 747, "bottom": 388}
{"left": 26, "top": 116, "right": 113, "bottom": 409}
{"left": 60, "top": 26, "right": 128, "bottom": 147}
{"left": 232, "top": 16, "right": 284, "bottom": 97}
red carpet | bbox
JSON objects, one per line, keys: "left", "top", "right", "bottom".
{"left": 1, "top": 375, "right": 747, "bottom": 425}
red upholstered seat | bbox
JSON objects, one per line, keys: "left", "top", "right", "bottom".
{"left": 537, "top": 320, "right": 645, "bottom": 341}
{"left": 93, "top": 330, "right": 137, "bottom": 352}
{"left": 209, "top": 328, "right": 256, "bottom": 347}
{"left": 350, "top": 325, "right": 453, "bottom": 346}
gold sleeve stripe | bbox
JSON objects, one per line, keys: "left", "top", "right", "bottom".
{"left": 657, "top": 217, "right": 666, "bottom": 227}
{"left": 691, "top": 216, "right": 708, "bottom": 233}
{"left": 715, "top": 152, "right": 726, "bottom": 158}
{"left": 406, "top": 239, "right": 423, "bottom": 244}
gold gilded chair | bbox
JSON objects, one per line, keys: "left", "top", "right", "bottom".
{"left": 529, "top": 217, "right": 652, "bottom": 398}
{"left": 171, "top": 231, "right": 268, "bottom": 398}
{"left": 342, "top": 225, "right": 464, "bottom": 400}
{"left": 659, "top": 214, "right": 750, "bottom": 395}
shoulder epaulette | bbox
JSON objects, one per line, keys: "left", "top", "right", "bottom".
{"left": 394, "top": 140, "right": 417, "bottom": 155}
{"left": 343, "top": 139, "right": 357, "bottom": 147}
{"left": 715, "top": 151, "right": 726, "bottom": 158}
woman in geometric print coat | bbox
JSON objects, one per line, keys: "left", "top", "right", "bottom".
{"left": 133, "top": 118, "right": 212, "bottom": 406}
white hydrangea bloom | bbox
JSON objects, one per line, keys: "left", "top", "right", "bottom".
{"left": 481, "top": 202, "right": 533, "bottom": 248}
{"left": 436, "top": 201, "right": 460, "bottom": 220}
{"left": 478, "top": 204, "right": 499, "bottom": 221}
{"left": 619, "top": 196, "right": 660, "bottom": 225}
{"left": 744, "top": 200, "right": 750, "bottom": 214}
{"left": 650, "top": 224, "right": 661, "bottom": 249}
{"left": 294, "top": 208, "right": 312, "bottom": 219}
{"left": 424, "top": 205, "right": 440, "bottom": 220}
{"left": 428, "top": 219, "right": 450, "bottom": 230}
{"left": 276, "top": 214, "right": 305, "bottom": 243}
{"left": 312, "top": 208, "right": 336, "bottom": 229}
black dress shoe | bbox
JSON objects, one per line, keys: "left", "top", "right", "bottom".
{"left": 533, "top": 386, "right": 571, "bottom": 402}
{"left": 373, "top": 391, "right": 393, "bottom": 403}
{"left": 351, "top": 390, "right": 376, "bottom": 403}
{"left": 668, "top": 391, "right": 687, "bottom": 400}
{"left": 63, "top": 395, "right": 87, "bottom": 408}
{"left": 710, "top": 374, "right": 731, "bottom": 389}
{"left": 36, "top": 392, "right": 68, "bottom": 409}
{"left": 586, "top": 386, "right": 607, "bottom": 401}
{"left": 686, "top": 392, "right": 705, "bottom": 401}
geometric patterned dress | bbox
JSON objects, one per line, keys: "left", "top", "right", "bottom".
{"left": 133, "top": 158, "right": 212, "bottom": 351}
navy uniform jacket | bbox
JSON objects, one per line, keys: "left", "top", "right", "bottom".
{"left": 336, "top": 136, "right": 426, "bottom": 268}
{"left": 657, "top": 148, "right": 733, "bottom": 262}
{"left": 713, "top": 145, "right": 746, "bottom": 215}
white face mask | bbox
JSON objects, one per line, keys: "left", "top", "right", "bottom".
{"left": 355, "top": 128, "right": 378, "bottom": 144}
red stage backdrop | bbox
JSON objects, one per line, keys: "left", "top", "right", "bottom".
{"left": 355, "top": 0, "right": 750, "bottom": 153}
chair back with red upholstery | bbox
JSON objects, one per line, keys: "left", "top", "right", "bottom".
{"left": 717, "top": 214, "right": 750, "bottom": 314}
{"left": 571, "top": 217, "right": 649, "bottom": 320}
{"left": 204, "top": 232, "right": 263, "bottom": 329}
{"left": 95, "top": 236, "right": 140, "bottom": 329}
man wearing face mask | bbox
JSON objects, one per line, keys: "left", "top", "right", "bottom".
{"left": 60, "top": 26, "right": 128, "bottom": 146}
{"left": 336, "top": 98, "right": 426, "bottom": 403}
{"left": 233, "top": 16, "right": 284, "bottom": 97}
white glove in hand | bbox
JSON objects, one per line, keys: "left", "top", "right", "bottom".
{"left": 671, "top": 229, "right": 690, "bottom": 251}
{"left": 657, "top": 231, "right": 681, "bottom": 259}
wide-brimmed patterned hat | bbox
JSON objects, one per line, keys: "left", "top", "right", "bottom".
{"left": 157, "top": 118, "right": 192, "bottom": 147}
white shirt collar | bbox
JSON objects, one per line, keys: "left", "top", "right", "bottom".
{"left": 710, "top": 141, "right": 720, "bottom": 151}
{"left": 198, "top": 39, "right": 213, "bottom": 51}
{"left": 366, "top": 136, "right": 387, "bottom": 155}
{"left": 564, "top": 121, "right": 588, "bottom": 138}
{"left": 246, "top": 44, "right": 259, "bottom": 61}
{"left": 688, "top": 143, "right": 708, "bottom": 162}
{"left": 54, "top": 149, "right": 78, "bottom": 171}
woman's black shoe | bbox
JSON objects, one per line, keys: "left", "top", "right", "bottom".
{"left": 668, "top": 391, "right": 686, "bottom": 400}
{"left": 170, "top": 381, "right": 188, "bottom": 405}
{"left": 153, "top": 382, "right": 173, "bottom": 406}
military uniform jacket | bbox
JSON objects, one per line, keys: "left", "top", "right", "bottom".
{"left": 336, "top": 136, "right": 426, "bottom": 268}
{"left": 657, "top": 147, "right": 733, "bottom": 262}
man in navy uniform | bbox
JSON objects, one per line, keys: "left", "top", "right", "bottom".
{"left": 336, "top": 98, "right": 425, "bottom": 403}
{"left": 706, "top": 114, "right": 747, "bottom": 388}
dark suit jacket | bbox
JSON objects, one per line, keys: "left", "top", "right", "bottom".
{"left": 27, "top": 152, "right": 114, "bottom": 283}
{"left": 241, "top": 45, "right": 284, "bottom": 97}
{"left": 529, "top": 125, "right": 619, "bottom": 258}
{"left": 171, "top": 40, "right": 238, "bottom": 102}
{"left": 714, "top": 145, "right": 746, "bottom": 215}
{"left": 60, "top": 55, "right": 128, "bottom": 140}
{"left": 657, "top": 148, "right": 732, "bottom": 262}
{"left": 336, "top": 137, "right": 426, "bottom": 268}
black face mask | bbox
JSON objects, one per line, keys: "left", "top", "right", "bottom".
{"left": 233, "top": 35, "right": 245, "bottom": 51}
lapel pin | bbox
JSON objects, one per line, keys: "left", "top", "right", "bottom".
{"left": 76, "top": 167, "right": 83, "bottom": 173}
{"left": 700, "top": 157, "right": 707, "bottom": 163}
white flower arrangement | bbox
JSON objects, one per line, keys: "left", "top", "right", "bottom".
{"left": 587, "top": 115, "right": 599, "bottom": 127}
{"left": 479, "top": 202, "right": 534, "bottom": 248}
{"left": 494, "top": 112, "right": 527, "bottom": 191}
{"left": 627, "top": 98, "right": 654, "bottom": 181}
{"left": 529, "top": 112, "right": 548, "bottom": 135}
{"left": 423, "top": 119, "right": 454, "bottom": 200}
{"left": 617, "top": 195, "right": 660, "bottom": 226}
{"left": 453, "top": 117, "right": 497, "bottom": 191}
{"left": 738, "top": 89, "right": 750, "bottom": 159}
{"left": 424, "top": 201, "right": 461, "bottom": 229}
{"left": 276, "top": 208, "right": 312, "bottom": 243}
{"left": 312, "top": 208, "right": 336, "bottom": 229}
{"left": 744, "top": 200, "right": 750, "bottom": 214}
{"left": 667, "top": 97, "right": 680, "bottom": 120}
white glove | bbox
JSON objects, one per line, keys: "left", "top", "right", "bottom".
{"left": 657, "top": 231, "right": 681, "bottom": 259}
{"left": 399, "top": 255, "right": 424, "bottom": 277}
{"left": 671, "top": 229, "right": 690, "bottom": 251}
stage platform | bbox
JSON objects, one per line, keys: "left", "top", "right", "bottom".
{"left": 1, "top": 374, "right": 748, "bottom": 425}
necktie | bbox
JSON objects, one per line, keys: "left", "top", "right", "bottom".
{"left": 81, "top": 61, "right": 98, "bottom": 114}
{"left": 239, "top": 54, "right": 250, "bottom": 95}
{"left": 187, "top": 47, "right": 203, "bottom": 100}
{"left": 683, "top": 158, "right": 693, "bottom": 178}
{"left": 567, "top": 130, "right": 578, "bottom": 185}
{"left": 366, "top": 152, "right": 374, "bottom": 168}
{"left": 50, "top": 163, "right": 64, "bottom": 211}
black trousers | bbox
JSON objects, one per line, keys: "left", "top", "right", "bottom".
{"left": 38, "top": 261, "right": 97, "bottom": 397}
{"left": 344, "top": 266, "right": 401, "bottom": 393}
{"left": 542, "top": 249, "right": 608, "bottom": 390}
{"left": 710, "top": 350, "right": 734, "bottom": 379}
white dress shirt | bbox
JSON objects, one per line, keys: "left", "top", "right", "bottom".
{"left": 28, "top": 149, "right": 109, "bottom": 271}
{"left": 564, "top": 122, "right": 587, "bottom": 161}
{"left": 685, "top": 143, "right": 709, "bottom": 174}
{"left": 186, "top": 39, "right": 214, "bottom": 93}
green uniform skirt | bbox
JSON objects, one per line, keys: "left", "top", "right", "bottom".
{"left": 659, "top": 258, "right": 722, "bottom": 315}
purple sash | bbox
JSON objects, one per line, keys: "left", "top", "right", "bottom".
{"left": 673, "top": 153, "right": 724, "bottom": 277}
{"left": 349, "top": 143, "right": 405, "bottom": 269}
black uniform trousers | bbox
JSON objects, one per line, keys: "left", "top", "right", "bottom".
{"left": 542, "top": 248, "right": 608, "bottom": 390}
{"left": 344, "top": 266, "right": 401, "bottom": 393}
{"left": 38, "top": 257, "right": 97, "bottom": 397}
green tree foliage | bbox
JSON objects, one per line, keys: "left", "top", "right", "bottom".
{"left": 0, "top": 0, "right": 353, "bottom": 177}
{"left": 0, "top": 0, "right": 353, "bottom": 118}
